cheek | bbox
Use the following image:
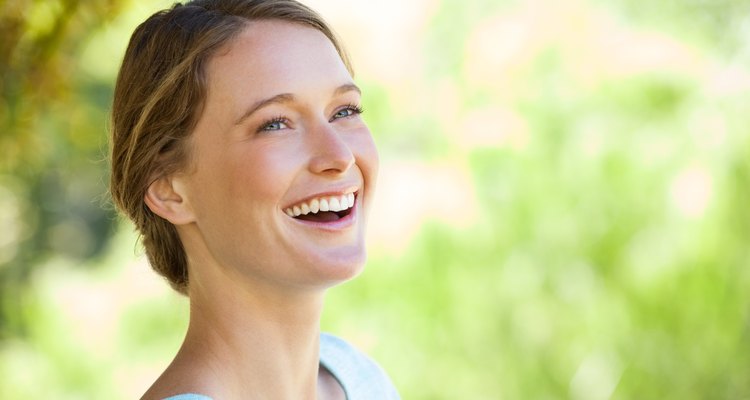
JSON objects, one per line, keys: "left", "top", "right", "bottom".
{"left": 353, "top": 131, "right": 379, "bottom": 184}
{"left": 193, "top": 141, "right": 301, "bottom": 213}
{"left": 227, "top": 144, "right": 301, "bottom": 204}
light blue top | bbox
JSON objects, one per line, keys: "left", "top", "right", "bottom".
{"left": 164, "top": 395, "right": 211, "bottom": 400}
{"left": 162, "top": 333, "right": 400, "bottom": 400}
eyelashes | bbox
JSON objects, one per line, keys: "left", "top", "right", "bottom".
{"left": 258, "top": 116, "right": 289, "bottom": 132}
{"left": 331, "top": 104, "right": 364, "bottom": 121}
{"left": 256, "top": 104, "right": 364, "bottom": 134}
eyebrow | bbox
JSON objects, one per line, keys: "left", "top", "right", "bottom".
{"left": 233, "top": 83, "right": 362, "bottom": 126}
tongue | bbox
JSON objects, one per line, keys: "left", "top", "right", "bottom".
{"left": 296, "top": 211, "right": 341, "bottom": 222}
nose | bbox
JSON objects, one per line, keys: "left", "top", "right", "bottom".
{"left": 307, "top": 121, "right": 355, "bottom": 175}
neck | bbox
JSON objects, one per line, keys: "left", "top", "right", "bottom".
{"left": 170, "top": 266, "right": 327, "bottom": 399}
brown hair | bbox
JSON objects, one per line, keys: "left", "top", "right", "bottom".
{"left": 109, "top": 0, "right": 351, "bottom": 294}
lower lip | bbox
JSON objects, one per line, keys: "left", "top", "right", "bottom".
{"left": 286, "top": 200, "right": 358, "bottom": 231}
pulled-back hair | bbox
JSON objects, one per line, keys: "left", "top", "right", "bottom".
{"left": 109, "top": 0, "right": 351, "bottom": 294}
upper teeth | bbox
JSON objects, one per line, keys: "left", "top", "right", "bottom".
{"left": 285, "top": 193, "right": 356, "bottom": 217}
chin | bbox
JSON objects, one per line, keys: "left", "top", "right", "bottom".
{"left": 310, "top": 246, "right": 368, "bottom": 287}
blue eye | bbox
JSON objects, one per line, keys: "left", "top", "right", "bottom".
{"left": 332, "top": 105, "right": 364, "bottom": 121}
{"left": 259, "top": 118, "right": 289, "bottom": 132}
{"left": 335, "top": 109, "right": 354, "bottom": 118}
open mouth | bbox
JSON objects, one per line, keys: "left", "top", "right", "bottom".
{"left": 284, "top": 192, "right": 356, "bottom": 223}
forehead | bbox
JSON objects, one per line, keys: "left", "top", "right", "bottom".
{"left": 204, "top": 20, "right": 351, "bottom": 101}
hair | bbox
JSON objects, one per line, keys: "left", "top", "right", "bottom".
{"left": 109, "top": 0, "right": 352, "bottom": 294}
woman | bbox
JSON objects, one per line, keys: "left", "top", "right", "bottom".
{"left": 109, "top": 0, "right": 398, "bottom": 399}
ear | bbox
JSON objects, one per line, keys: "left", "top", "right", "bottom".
{"left": 144, "top": 175, "right": 195, "bottom": 225}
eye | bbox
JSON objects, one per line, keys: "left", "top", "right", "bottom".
{"left": 331, "top": 104, "right": 364, "bottom": 121}
{"left": 258, "top": 117, "right": 289, "bottom": 133}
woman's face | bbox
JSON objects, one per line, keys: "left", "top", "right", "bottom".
{"left": 175, "top": 20, "right": 378, "bottom": 290}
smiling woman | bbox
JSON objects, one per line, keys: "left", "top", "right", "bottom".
{"left": 108, "top": 1, "right": 396, "bottom": 399}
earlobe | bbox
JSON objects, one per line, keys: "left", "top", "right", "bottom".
{"left": 144, "top": 175, "right": 195, "bottom": 225}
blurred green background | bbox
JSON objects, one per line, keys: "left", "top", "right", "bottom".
{"left": 2, "top": 0, "right": 750, "bottom": 398}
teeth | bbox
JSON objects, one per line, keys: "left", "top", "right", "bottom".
{"left": 284, "top": 192, "right": 357, "bottom": 217}
{"left": 329, "top": 197, "right": 341, "bottom": 212}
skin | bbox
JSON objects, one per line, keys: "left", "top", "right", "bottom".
{"left": 141, "top": 19, "right": 378, "bottom": 400}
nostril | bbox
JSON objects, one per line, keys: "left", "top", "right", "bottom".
{"left": 315, "top": 156, "right": 354, "bottom": 175}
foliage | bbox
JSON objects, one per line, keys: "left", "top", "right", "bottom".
{"left": 0, "top": 0, "right": 128, "bottom": 340}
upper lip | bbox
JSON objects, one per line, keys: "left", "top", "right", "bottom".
{"left": 282, "top": 184, "right": 360, "bottom": 210}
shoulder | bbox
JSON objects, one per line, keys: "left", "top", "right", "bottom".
{"left": 319, "top": 333, "right": 401, "bottom": 400}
